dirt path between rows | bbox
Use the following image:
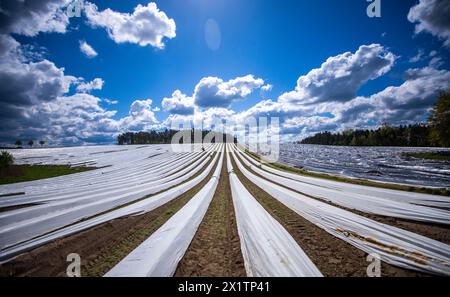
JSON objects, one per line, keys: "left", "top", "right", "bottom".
{"left": 175, "top": 154, "right": 246, "bottom": 277}
{"left": 231, "top": 153, "right": 425, "bottom": 277}
{"left": 0, "top": 155, "right": 217, "bottom": 277}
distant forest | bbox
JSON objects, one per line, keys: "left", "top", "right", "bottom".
{"left": 299, "top": 124, "right": 434, "bottom": 147}
{"left": 300, "top": 92, "right": 450, "bottom": 147}
{"left": 117, "top": 129, "right": 237, "bottom": 145}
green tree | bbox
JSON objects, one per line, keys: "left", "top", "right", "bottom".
{"left": 39, "top": 140, "right": 45, "bottom": 147}
{"left": 28, "top": 140, "right": 34, "bottom": 148}
{"left": 0, "top": 151, "right": 14, "bottom": 169}
{"left": 15, "top": 140, "right": 22, "bottom": 148}
{"left": 429, "top": 92, "right": 450, "bottom": 147}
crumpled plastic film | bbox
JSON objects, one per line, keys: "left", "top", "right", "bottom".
{"left": 237, "top": 144, "right": 450, "bottom": 209}
{"left": 0, "top": 146, "right": 220, "bottom": 262}
{"left": 227, "top": 144, "right": 322, "bottom": 277}
{"left": 234, "top": 145, "right": 450, "bottom": 225}
{"left": 230, "top": 146, "right": 450, "bottom": 276}
{"left": 105, "top": 145, "right": 224, "bottom": 277}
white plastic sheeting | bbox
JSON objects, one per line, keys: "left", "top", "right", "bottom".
{"left": 0, "top": 147, "right": 203, "bottom": 208}
{"left": 0, "top": 148, "right": 211, "bottom": 225}
{"left": 239, "top": 145, "right": 450, "bottom": 209}
{"left": 230, "top": 146, "right": 450, "bottom": 276}
{"left": 0, "top": 154, "right": 212, "bottom": 250}
{"left": 0, "top": 148, "right": 221, "bottom": 263}
{"left": 105, "top": 146, "right": 224, "bottom": 277}
{"left": 0, "top": 145, "right": 170, "bottom": 197}
{"left": 227, "top": 145, "right": 322, "bottom": 277}
{"left": 233, "top": 146, "right": 450, "bottom": 225}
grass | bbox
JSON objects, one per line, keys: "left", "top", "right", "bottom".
{"left": 0, "top": 165, "right": 95, "bottom": 185}
{"left": 402, "top": 151, "right": 450, "bottom": 161}
{"left": 244, "top": 149, "right": 450, "bottom": 197}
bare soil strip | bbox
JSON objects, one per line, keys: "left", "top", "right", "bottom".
{"left": 175, "top": 154, "right": 246, "bottom": 277}
{"left": 230, "top": 154, "right": 424, "bottom": 277}
{"left": 0, "top": 203, "right": 40, "bottom": 213}
{"left": 240, "top": 150, "right": 450, "bottom": 245}
{"left": 0, "top": 154, "right": 218, "bottom": 277}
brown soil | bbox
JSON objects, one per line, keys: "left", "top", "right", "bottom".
{"left": 230, "top": 154, "right": 425, "bottom": 277}
{"left": 0, "top": 155, "right": 217, "bottom": 277}
{"left": 0, "top": 165, "right": 24, "bottom": 179}
{"left": 0, "top": 203, "right": 40, "bottom": 213}
{"left": 175, "top": 154, "right": 246, "bottom": 277}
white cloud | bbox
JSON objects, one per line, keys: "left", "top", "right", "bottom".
{"left": 76, "top": 78, "right": 104, "bottom": 93}
{"left": 279, "top": 44, "right": 396, "bottom": 104}
{"left": 0, "top": 0, "right": 71, "bottom": 37}
{"left": 261, "top": 84, "right": 273, "bottom": 92}
{"left": 409, "top": 49, "right": 425, "bottom": 63}
{"left": 119, "top": 99, "right": 158, "bottom": 131}
{"left": 0, "top": 35, "right": 159, "bottom": 145}
{"left": 103, "top": 98, "right": 118, "bottom": 105}
{"left": 162, "top": 90, "right": 195, "bottom": 115}
{"left": 0, "top": 35, "right": 75, "bottom": 109}
{"left": 194, "top": 74, "right": 265, "bottom": 108}
{"left": 429, "top": 56, "right": 444, "bottom": 68}
{"left": 84, "top": 1, "right": 176, "bottom": 48}
{"left": 79, "top": 40, "right": 98, "bottom": 58}
{"left": 408, "top": 0, "right": 450, "bottom": 47}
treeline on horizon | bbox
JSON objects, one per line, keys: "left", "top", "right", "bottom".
{"left": 299, "top": 124, "right": 436, "bottom": 147}
{"left": 299, "top": 92, "right": 450, "bottom": 147}
{"left": 117, "top": 129, "right": 237, "bottom": 145}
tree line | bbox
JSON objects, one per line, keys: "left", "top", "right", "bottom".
{"left": 299, "top": 92, "right": 450, "bottom": 147}
{"left": 14, "top": 140, "right": 45, "bottom": 148}
{"left": 299, "top": 124, "right": 434, "bottom": 147}
{"left": 117, "top": 129, "right": 237, "bottom": 145}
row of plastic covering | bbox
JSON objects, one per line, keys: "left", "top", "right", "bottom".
{"left": 234, "top": 145, "right": 450, "bottom": 225}
{"left": 230, "top": 145, "right": 450, "bottom": 276}
{"left": 106, "top": 147, "right": 224, "bottom": 276}
{"left": 238, "top": 144, "right": 450, "bottom": 209}
{"left": 0, "top": 146, "right": 219, "bottom": 262}
{"left": 227, "top": 145, "right": 323, "bottom": 277}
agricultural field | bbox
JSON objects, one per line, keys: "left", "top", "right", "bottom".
{"left": 0, "top": 144, "right": 448, "bottom": 277}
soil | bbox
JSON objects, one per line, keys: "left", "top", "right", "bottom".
{"left": 0, "top": 165, "right": 24, "bottom": 179}
{"left": 231, "top": 154, "right": 426, "bottom": 277}
{"left": 0, "top": 155, "right": 217, "bottom": 277}
{"left": 175, "top": 155, "right": 246, "bottom": 277}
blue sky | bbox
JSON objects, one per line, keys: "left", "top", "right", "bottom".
{"left": 1, "top": 0, "right": 449, "bottom": 145}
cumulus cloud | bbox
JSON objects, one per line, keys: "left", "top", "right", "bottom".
{"left": 119, "top": 99, "right": 158, "bottom": 131}
{"left": 0, "top": 35, "right": 160, "bottom": 145}
{"left": 162, "top": 90, "right": 195, "bottom": 115}
{"left": 0, "top": 0, "right": 71, "bottom": 36}
{"left": 408, "top": 0, "right": 450, "bottom": 47}
{"left": 84, "top": 1, "right": 176, "bottom": 48}
{"left": 226, "top": 45, "right": 448, "bottom": 141}
{"left": 194, "top": 74, "right": 265, "bottom": 108}
{"left": 0, "top": 35, "right": 75, "bottom": 109}
{"left": 279, "top": 44, "right": 395, "bottom": 104}
{"left": 369, "top": 67, "right": 450, "bottom": 115}
{"left": 79, "top": 40, "right": 98, "bottom": 58}
{"left": 76, "top": 77, "right": 104, "bottom": 93}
